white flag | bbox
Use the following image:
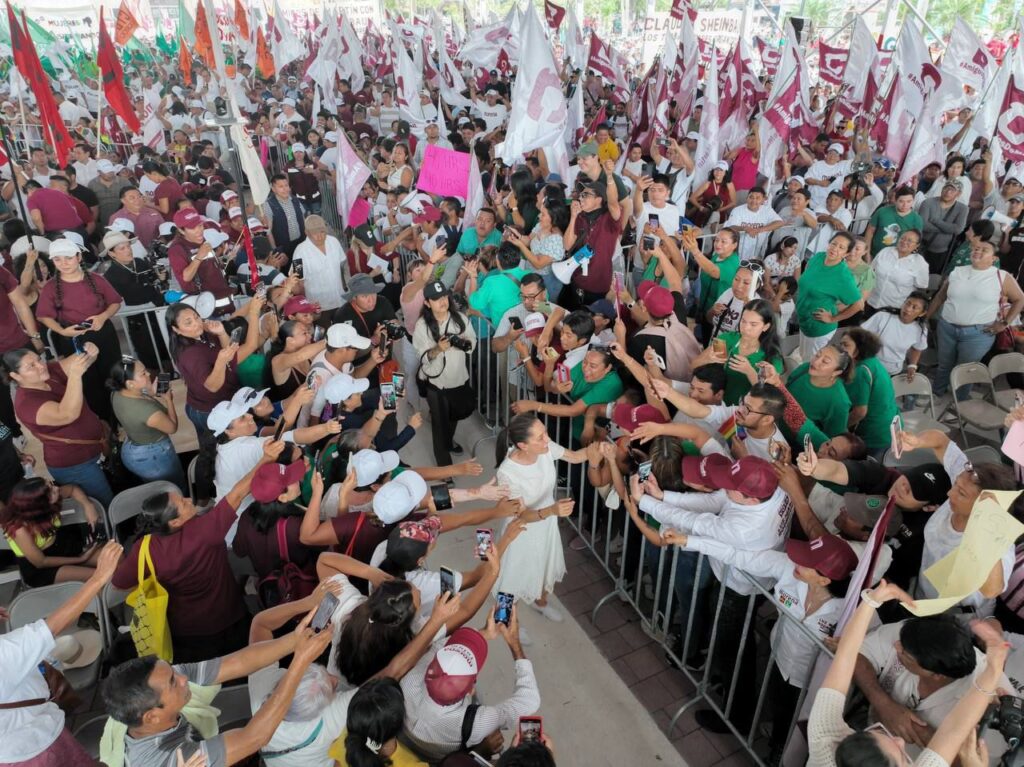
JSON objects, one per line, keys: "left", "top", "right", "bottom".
{"left": 942, "top": 17, "right": 994, "bottom": 95}
{"left": 438, "top": 35, "right": 474, "bottom": 109}
{"left": 391, "top": 27, "right": 426, "bottom": 131}
{"left": 339, "top": 15, "right": 366, "bottom": 93}
{"left": 270, "top": 0, "right": 306, "bottom": 70}
{"left": 229, "top": 124, "right": 270, "bottom": 206}
{"left": 335, "top": 131, "right": 372, "bottom": 229}
{"left": 692, "top": 56, "right": 720, "bottom": 187}
{"left": 463, "top": 155, "right": 486, "bottom": 228}
{"left": 840, "top": 16, "right": 878, "bottom": 108}
{"left": 497, "top": 4, "right": 567, "bottom": 165}
{"left": 563, "top": 4, "right": 586, "bottom": 70}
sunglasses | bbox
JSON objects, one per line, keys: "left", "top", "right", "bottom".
{"left": 962, "top": 460, "right": 982, "bottom": 484}
{"left": 121, "top": 355, "right": 135, "bottom": 381}
{"left": 740, "top": 260, "right": 765, "bottom": 273}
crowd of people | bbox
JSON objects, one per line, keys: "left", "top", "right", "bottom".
{"left": 3, "top": 11, "right": 1024, "bottom": 767}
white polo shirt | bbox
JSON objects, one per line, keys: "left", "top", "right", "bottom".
{"left": 0, "top": 621, "right": 64, "bottom": 763}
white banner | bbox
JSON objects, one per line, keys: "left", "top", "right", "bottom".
{"left": 642, "top": 10, "right": 741, "bottom": 67}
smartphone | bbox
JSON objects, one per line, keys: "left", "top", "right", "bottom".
{"left": 436, "top": 235, "right": 447, "bottom": 250}
{"left": 519, "top": 716, "right": 543, "bottom": 744}
{"left": 890, "top": 415, "right": 904, "bottom": 459}
{"left": 641, "top": 235, "right": 656, "bottom": 251}
{"left": 72, "top": 335, "right": 84, "bottom": 355}
{"left": 542, "top": 346, "right": 559, "bottom": 361}
{"left": 756, "top": 363, "right": 767, "bottom": 385}
{"left": 380, "top": 382, "right": 397, "bottom": 410}
{"left": 509, "top": 316, "right": 523, "bottom": 331}
{"left": 637, "top": 460, "right": 652, "bottom": 482}
{"left": 594, "top": 415, "right": 611, "bottom": 430}
{"left": 392, "top": 373, "right": 406, "bottom": 398}
{"left": 475, "top": 528, "right": 493, "bottom": 559}
{"left": 312, "top": 325, "right": 325, "bottom": 342}
{"left": 310, "top": 592, "right": 339, "bottom": 633}
{"left": 769, "top": 440, "right": 784, "bottom": 461}
{"left": 431, "top": 482, "right": 453, "bottom": 511}
{"left": 803, "top": 433, "right": 815, "bottom": 458}
{"left": 273, "top": 416, "right": 286, "bottom": 442}
{"left": 648, "top": 214, "right": 660, "bottom": 230}
{"left": 495, "top": 591, "right": 514, "bottom": 625}
{"left": 555, "top": 363, "right": 570, "bottom": 384}
{"left": 712, "top": 338, "right": 727, "bottom": 356}
{"left": 229, "top": 326, "right": 244, "bottom": 345}
{"left": 439, "top": 566, "right": 456, "bottom": 598}
{"left": 156, "top": 372, "right": 171, "bottom": 395}
{"left": 293, "top": 259, "right": 304, "bottom": 279}
{"left": 74, "top": 321, "right": 93, "bottom": 331}
{"left": 679, "top": 215, "right": 693, "bottom": 234}
{"left": 254, "top": 282, "right": 268, "bottom": 300}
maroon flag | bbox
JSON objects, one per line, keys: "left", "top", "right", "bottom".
{"left": 585, "top": 103, "right": 607, "bottom": 137}
{"left": 817, "top": 40, "right": 848, "bottom": 86}
{"left": 997, "top": 75, "right": 1024, "bottom": 163}
{"left": 669, "top": 0, "right": 698, "bottom": 22}
{"left": 496, "top": 47, "right": 511, "bottom": 77}
{"left": 98, "top": 12, "right": 141, "bottom": 133}
{"left": 544, "top": 0, "right": 565, "bottom": 30}
{"left": 587, "top": 32, "right": 615, "bottom": 81}
{"left": 754, "top": 36, "right": 780, "bottom": 77}
{"left": 7, "top": 2, "right": 74, "bottom": 166}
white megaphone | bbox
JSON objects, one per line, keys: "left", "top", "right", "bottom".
{"left": 984, "top": 207, "right": 1016, "bottom": 229}
{"left": 552, "top": 257, "right": 582, "bottom": 285}
{"left": 180, "top": 291, "right": 217, "bottom": 319}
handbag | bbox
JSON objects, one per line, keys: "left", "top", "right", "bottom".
{"left": 125, "top": 535, "right": 173, "bottom": 662}
{"left": 257, "top": 519, "right": 318, "bottom": 609}
{"left": 996, "top": 271, "right": 1016, "bottom": 351}
{"left": 0, "top": 661, "right": 81, "bottom": 714}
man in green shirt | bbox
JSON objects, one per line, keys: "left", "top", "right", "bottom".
{"left": 864, "top": 186, "right": 924, "bottom": 255}
{"left": 467, "top": 243, "right": 529, "bottom": 330}
{"left": 435, "top": 208, "right": 502, "bottom": 288}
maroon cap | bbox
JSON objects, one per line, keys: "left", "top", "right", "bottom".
{"left": 424, "top": 627, "right": 489, "bottom": 705}
{"left": 173, "top": 209, "right": 204, "bottom": 230}
{"left": 282, "top": 296, "right": 321, "bottom": 316}
{"left": 786, "top": 534, "right": 859, "bottom": 581}
{"left": 250, "top": 460, "right": 306, "bottom": 503}
{"left": 716, "top": 456, "right": 780, "bottom": 500}
{"left": 413, "top": 204, "right": 442, "bottom": 224}
{"left": 612, "top": 403, "right": 667, "bottom": 432}
{"left": 640, "top": 285, "right": 673, "bottom": 318}
{"left": 681, "top": 453, "right": 732, "bottom": 488}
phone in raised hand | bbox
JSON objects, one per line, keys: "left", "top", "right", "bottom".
{"left": 518, "top": 716, "right": 543, "bottom": 744}
{"left": 495, "top": 591, "right": 514, "bottom": 625}
{"left": 439, "top": 566, "right": 456, "bottom": 598}
{"left": 310, "top": 592, "right": 339, "bottom": 633}
{"left": 380, "top": 382, "right": 397, "bottom": 411}
{"left": 803, "top": 434, "right": 815, "bottom": 460}
{"left": 229, "top": 326, "right": 245, "bottom": 345}
{"left": 475, "top": 528, "right": 493, "bottom": 559}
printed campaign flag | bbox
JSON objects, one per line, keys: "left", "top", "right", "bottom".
{"left": 335, "top": 130, "right": 372, "bottom": 228}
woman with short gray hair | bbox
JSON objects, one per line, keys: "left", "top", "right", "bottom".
{"left": 292, "top": 215, "right": 347, "bottom": 313}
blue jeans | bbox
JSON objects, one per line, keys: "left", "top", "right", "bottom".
{"left": 122, "top": 437, "right": 187, "bottom": 493}
{"left": 934, "top": 317, "right": 996, "bottom": 399}
{"left": 49, "top": 457, "right": 113, "bottom": 507}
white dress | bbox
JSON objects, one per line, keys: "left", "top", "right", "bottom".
{"left": 494, "top": 442, "right": 567, "bottom": 602}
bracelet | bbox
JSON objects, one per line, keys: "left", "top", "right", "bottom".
{"left": 860, "top": 589, "right": 882, "bottom": 609}
{"left": 29, "top": 334, "right": 41, "bottom": 340}
{"left": 972, "top": 678, "right": 998, "bottom": 697}
{"left": 906, "top": 364, "right": 917, "bottom": 370}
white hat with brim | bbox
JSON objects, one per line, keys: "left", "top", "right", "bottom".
{"left": 207, "top": 400, "right": 251, "bottom": 436}
{"left": 231, "top": 387, "right": 270, "bottom": 410}
{"left": 180, "top": 291, "right": 217, "bottom": 319}
{"left": 10, "top": 235, "right": 50, "bottom": 258}
{"left": 326, "top": 323, "right": 371, "bottom": 350}
{"left": 51, "top": 630, "right": 102, "bottom": 670}
{"left": 49, "top": 239, "right": 82, "bottom": 259}
{"left": 322, "top": 373, "right": 370, "bottom": 404}
{"left": 109, "top": 218, "right": 136, "bottom": 234}
{"left": 372, "top": 470, "right": 427, "bottom": 524}
{"left": 352, "top": 449, "right": 401, "bottom": 486}
{"left": 204, "top": 230, "right": 230, "bottom": 248}
{"left": 100, "top": 231, "right": 136, "bottom": 256}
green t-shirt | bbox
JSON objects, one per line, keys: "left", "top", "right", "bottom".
{"left": 237, "top": 353, "right": 269, "bottom": 390}
{"left": 698, "top": 252, "right": 740, "bottom": 315}
{"left": 717, "top": 331, "right": 784, "bottom": 405}
{"left": 568, "top": 365, "right": 624, "bottom": 441}
{"left": 784, "top": 362, "right": 852, "bottom": 439}
{"left": 641, "top": 256, "right": 670, "bottom": 288}
{"left": 469, "top": 267, "right": 528, "bottom": 326}
{"left": 845, "top": 356, "right": 900, "bottom": 450}
{"left": 867, "top": 206, "right": 925, "bottom": 255}
{"left": 848, "top": 261, "right": 876, "bottom": 298}
{"left": 796, "top": 253, "right": 862, "bottom": 338}
{"left": 456, "top": 227, "right": 503, "bottom": 256}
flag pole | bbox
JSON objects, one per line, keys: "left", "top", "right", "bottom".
{"left": 0, "top": 117, "right": 30, "bottom": 224}
{"left": 95, "top": 63, "right": 104, "bottom": 153}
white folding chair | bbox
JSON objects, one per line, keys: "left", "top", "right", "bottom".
{"left": 890, "top": 374, "right": 949, "bottom": 435}
{"left": 0, "top": 536, "right": 23, "bottom": 594}
{"left": 988, "top": 352, "right": 1024, "bottom": 411}
{"left": 9, "top": 582, "right": 106, "bottom": 691}
{"left": 949, "top": 362, "right": 1008, "bottom": 445}
{"left": 107, "top": 481, "right": 182, "bottom": 543}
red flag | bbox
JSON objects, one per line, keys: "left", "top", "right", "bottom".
{"left": 754, "top": 36, "right": 780, "bottom": 76}
{"left": 233, "top": 0, "right": 249, "bottom": 41}
{"left": 817, "top": 39, "right": 848, "bottom": 86}
{"left": 495, "top": 47, "right": 511, "bottom": 77}
{"left": 114, "top": 2, "right": 139, "bottom": 45}
{"left": 98, "top": 14, "right": 141, "bottom": 133}
{"left": 7, "top": 3, "right": 74, "bottom": 166}
{"left": 179, "top": 35, "right": 193, "bottom": 85}
{"left": 544, "top": 0, "right": 565, "bottom": 29}
{"left": 997, "top": 75, "right": 1024, "bottom": 163}
{"left": 255, "top": 26, "right": 275, "bottom": 79}
{"left": 669, "top": 0, "right": 698, "bottom": 22}
{"left": 193, "top": 0, "right": 216, "bottom": 69}
{"left": 587, "top": 32, "right": 615, "bottom": 81}
{"left": 242, "top": 225, "right": 259, "bottom": 289}
{"left": 586, "top": 103, "right": 607, "bottom": 137}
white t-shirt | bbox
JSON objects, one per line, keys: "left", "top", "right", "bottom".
{"left": 805, "top": 159, "right": 852, "bottom": 208}
{"left": 941, "top": 266, "right": 1006, "bottom": 326}
{"left": 867, "top": 249, "right": 929, "bottom": 309}
{"left": 0, "top": 621, "right": 64, "bottom": 762}
{"left": 215, "top": 433, "right": 295, "bottom": 542}
{"left": 635, "top": 201, "right": 681, "bottom": 239}
{"left": 369, "top": 542, "right": 464, "bottom": 625}
{"left": 862, "top": 312, "right": 929, "bottom": 375}
{"left": 473, "top": 100, "right": 507, "bottom": 132}
{"left": 725, "top": 204, "right": 783, "bottom": 261}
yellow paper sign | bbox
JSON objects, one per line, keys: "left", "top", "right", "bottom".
{"left": 905, "top": 490, "right": 1024, "bottom": 617}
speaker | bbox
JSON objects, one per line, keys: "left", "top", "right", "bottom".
{"left": 790, "top": 16, "right": 812, "bottom": 43}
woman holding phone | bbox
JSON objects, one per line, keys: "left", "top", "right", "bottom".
{"left": 493, "top": 413, "right": 586, "bottom": 627}
{"left": 34, "top": 239, "right": 123, "bottom": 423}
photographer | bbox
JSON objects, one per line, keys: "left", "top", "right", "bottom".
{"left": 332, "top": 274, "right": 397, "bottom": 387}
{"left": 413, "top": 281, "right": 477, "bottom": 465}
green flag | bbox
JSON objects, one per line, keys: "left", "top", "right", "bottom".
{"left": 177, "top": 0, "right": 195, "bottom": 46}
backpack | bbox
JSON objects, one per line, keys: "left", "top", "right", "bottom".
{"left": 257, "top": 519, "right": 318, "bottom": 609}
{"left": 634, "top": 317, "right": 702, "bottom": 382}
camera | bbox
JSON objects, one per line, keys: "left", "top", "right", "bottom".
{"left": 982, "top": 696, "right": 1024, "bottom": 749}
{"left": 382, "top": 320, "right": 411, "bottom": 342}
{"left": 446, "top": 334, "right": 472, "bottom": 352}
{"left": 850, "top": 161, "right": 873, "bottom": 176}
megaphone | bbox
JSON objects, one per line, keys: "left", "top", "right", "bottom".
{"left": 180, "top": 291, "right": 217, "bottom": 319}
{"left": 552, "top": 257, "right": 581, "bottom": 285}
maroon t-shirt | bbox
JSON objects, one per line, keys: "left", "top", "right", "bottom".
{"left": 167, "top": 237, "right": 232, "bottom": 299}
{"left": 571, "top": 210, "right": 623, "bottom": 293}
{"left": 154, "top": 178, "right": 185, "bottom": 222}
{"left": 15, "top": 362, "right": 105, "bottom": 468}
{"left": 112, "top": 497, "right": 247, "bottom": 637}
{"left": 231, "top": 514, "right": 319, "bottom": 579}
{"left": 36, "top": 273, "right": 122, "bottom": 327}
{"left": 0, "top": 269, "right": 30, "bottom": 353}
{"left": 176, "top": 334, "right": 240, "bottom": 412}
{"left": 329, "top": 511, "right": 425, "bottom": 564}
{"left": 27, "top": 189, "right": 83, "bottom": 231}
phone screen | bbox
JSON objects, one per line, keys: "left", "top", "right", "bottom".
{"left": 495, "top": 591, "right": 514, "bottom": 625}
{"left": 519, "top": 717, "right": 543, "bottom": 744}
{"left": 509, "top": 316, "right": 523, "bottom": 331}
{"left": 156, "top": 373, "right": 171, "bottom": 395}
{"left": 431, "top": 483, "right": 453, "bottom": 511}
{"left": 756, "top": 363, "right": 767, "bottom": 385}
{"left": 293, "top": 260, "right": 304, "bottom": 279}
{"left": 273, "top": 417, "right": 286, "bottom": 442}
{"left": 230, "top": 327, "right": 244, "bottom": 345}
{"left": 476, "top": 528, "right": 493, "bottom": 559}
{"left": 890, "top": 415, "right": 904, "bottom": 459}
{"left": 648, "top": 214, "right": 660, "bottom": 230}
{"left": 439, "top": 567, "right": 456, "bottom": 598}
{"left": 638, "top": 460, "right": 652, "bottom": 483}
{"left": 803, "top": 434, "right": 814, "bottom": 457}
{"left": 72, "top": 336, "right": 84, "bottom": 355}
{"left": 310, "top": 592, "right": 339, "bottom": 633}
{"left": 380, "top": 383, "right": 397, "bottom": 410}
{"left": 392, "top": 374, "right": 406, "bottom": 397}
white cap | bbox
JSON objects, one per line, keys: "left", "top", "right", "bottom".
{"left": 62, "top": 231, "right": 85, "bottom": 248}
{"left": 283, "top": 97, "right": 297, "bottom": 107}
{"left": 372, "top": 470, "right": 427, "bottom": 523}
{"left": 207, "top": 400, "right": 250, "bottom": 436}
{"left": 158, "top": 221, "right": 176, "bottom": 237}
{"left": 96, "top": 159, "right": 116, "bottom": 174}
{"left": 326, "top": 323, "right": 370, "bottom": 349}
{"left": 351, "top": 449, "right": 401, "bottom": 486}
{"left": 323, "top": 131, "right": 338, "bottom": 142}
{"left": 713, "top": 160, "right": 730, "bottom": 171}
{"left": 322, "top": 373, "right": 370, "bottom": 404}
{"left": 203, "top": 229, "right": 230, "bottom": 247}
{"left": 49, "top": 239, "right": 81, "bottom": 259}
{"left": 291, "top": 143, "right": 306, "bottom": 154}
{"left": 10, "top": 235, "right": 50, "bottom": 258}
{"left": 827, "top": 142, "right": 844, "bottom": 154}
{"left": 231, "top": 387, "right": 270, "bottom": 409}
{"left": 685, "top": 131, "right": 700, "bottom": 141}
{"left": 171, "top": 86, "right": 184, "bottom": 97}
{"left": 523, "top": 312, "right": 546, "bottom": 334}
{"left": 189, "top": 99, "right": 204, "bottom": 108}
{"left": 228, "top": 207, "right": 243, "bottom": 219}
{"left": 108, "top": 218, "right": 136, "bottom": 234}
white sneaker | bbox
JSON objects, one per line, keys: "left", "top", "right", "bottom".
{"left": 531, "top": 601, "right": 564, "bottom": 622}
{"left": 517, "top": 625, "right": 533, "bottom": 646}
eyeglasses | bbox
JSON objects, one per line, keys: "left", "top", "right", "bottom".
{"left": 737, "top": 400, "right": 771, "bottom": 417}
{"left": 520, "top": 290, "right": 544, "bottom": 301}
{"left": 864, "top": 723, "right": 912, "bottom": 766}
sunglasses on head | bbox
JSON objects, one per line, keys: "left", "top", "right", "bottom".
{"left": 740, "top": 260, "right": 765, "bottom": 273}
{"left": 121, "top": 355, "right": 135, "bottom": 380}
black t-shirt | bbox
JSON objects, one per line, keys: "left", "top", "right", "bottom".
{"left": 818, "top": 458, "right": 895, "bottom": 496}
{"left": 103, "top": 259, "right": 165, "bottom": 306}
{"left": 1004, "top": 226, "right": 1024, "bottom": 282}
{"left": 332, "top": 296, "right": 398, "bottom": 368}
{"left": 0, "top": 422, "right": 22, "bottom": 501}
{"left": 69, "top": 184, "right": 99, "bottom": 211}
{"left": 626, "top": 291, "right": 687, "bottom": 372}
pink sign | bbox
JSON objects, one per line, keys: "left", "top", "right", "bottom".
{"left": 416, "top": 145, "right": 471, "bottom": 199}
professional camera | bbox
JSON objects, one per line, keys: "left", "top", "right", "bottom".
{"left": 449, "top": 291, "right": 469, "bottom": 314}
{"left": 382, "top": 320, "right": 411, "bottom": 342}
{"left": 445, "top": 334, "right": 472, "bottom": 352}
{"left": 850, "top": 161, "right": 874, "bottom": 177}
{"left": 981, "top": 695, "right": 1024, "bottom": 763}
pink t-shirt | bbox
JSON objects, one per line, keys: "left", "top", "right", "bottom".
{"left": 730, "top": 149, "right": 759, "bottom": 191}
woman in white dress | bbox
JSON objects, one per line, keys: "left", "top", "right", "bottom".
{"left": 494, "top": 413, "right": 584, "bottom": 622}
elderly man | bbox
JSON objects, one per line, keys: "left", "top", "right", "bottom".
{"left": 88, "top": 159, "right": 133, "bottom": 225}
{"left": 109, "top": 186, "right": 165, "bottom": 248}
{"left": 292, "top": 215, "right": 346, "bottom": 312}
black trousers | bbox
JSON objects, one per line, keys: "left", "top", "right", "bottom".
{"left": 425, "top": 383, "right": 459, "bottom": 466}
{"left": 51, "top": 322, "right": 121, "bottom": 424}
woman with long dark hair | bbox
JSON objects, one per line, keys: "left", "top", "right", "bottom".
{"left": 330, "top": 678, "right": 427, "bottom": 767}
{"left": 692, "top": 298, "right": 783, "bottom": 405}
{"left": 142, "top": 160, "right": 185, "bottom": 221}
{"left": 688, "top": 162, "right": 736, "bottom": 226}
{"left": 493, "top": 168, "right": 541, "bottom": 234}
{"left": 34, "top": 239, "right": 123, "bottom": 423}
{"left": 269, "top": 319, "right": 326, "bottom": 403}
{"left": 838, "top": 328, "right": 901, "bottom": 460}
{"left": 412, "top": 281, "right": 477, "bottom": 465}
{"left": 0, "top": 476, "right": 101, "bottom": 586}
{"left": 506, "top": 196, "right": 570, "bottom": 298}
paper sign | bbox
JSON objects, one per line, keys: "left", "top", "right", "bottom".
{"left": 1001, "top": 420, "right": 1024, "bottom": 469}
{"left": 836, "top": 496, "right": 895, "bottom": 634}
{"left": 906, "top": 490, "right": 1024, "bottom": 616}
{"left": 416, "top": 145, "right": 472, "bottom": 199}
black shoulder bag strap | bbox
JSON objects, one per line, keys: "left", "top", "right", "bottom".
{"left": 460, "top": 703, "right": 481, "bottom": 750}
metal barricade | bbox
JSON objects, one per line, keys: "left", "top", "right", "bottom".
{"left": 46, "top": 303, "right": 176, "bottom": 376}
